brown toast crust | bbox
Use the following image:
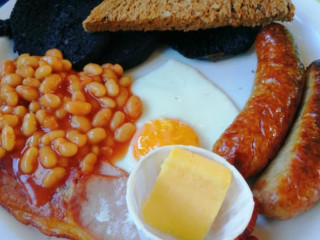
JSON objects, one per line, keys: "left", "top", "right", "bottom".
{"left": 83, "top": 0, "right": 295, "bottom": 32}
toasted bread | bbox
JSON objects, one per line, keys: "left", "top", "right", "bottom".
{"left": 83, "top": 0, "right": 295, "bottom": 32}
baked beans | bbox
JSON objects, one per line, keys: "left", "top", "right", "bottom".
{"left": 0, "top": 50, "right": 142, "bottom": 206}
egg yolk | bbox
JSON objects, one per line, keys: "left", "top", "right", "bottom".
{"left": 132, "top": 118, "right": 200, "bottom": 160}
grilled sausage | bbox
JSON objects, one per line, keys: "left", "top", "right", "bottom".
{"left": 212, "top": 23, "right": 305, "bottom": 178}
{"left": 253, "top": 60, "right": 320, "bottom": 219}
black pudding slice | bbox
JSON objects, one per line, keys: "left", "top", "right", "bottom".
{"left": 162, "top": 26, "right": 261, "bottom": 60}
{"left": 100, "top": 31, "right": 158, "bottom": 70}
{"left": 10, "top": 0, "right": 110, "bottom": 70}
{"left": 0, "top": 19, "right": 12, "bottom": 38}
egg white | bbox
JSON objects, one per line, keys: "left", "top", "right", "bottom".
{"left": 115, "top": 60, "right": 239, "bottom": 172}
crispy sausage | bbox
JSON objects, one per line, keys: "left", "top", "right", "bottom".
{"left": 212, "top": 23, "right": 305, "bottom": 178}
{"left": 253, "top": 60, "right": 320, "bottom": 219}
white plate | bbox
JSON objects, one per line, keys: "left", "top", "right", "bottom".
{"left": 0, "top": 0, "right": 320, "bottom": 239}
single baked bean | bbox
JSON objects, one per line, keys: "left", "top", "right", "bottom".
{"left": 40, "top": 93, "right": 61, "bottom": 109}
{"left": 86, "top": 82, "right": 107, "bottom": 97}
{"left": 125, "top": 96, "right": 142, "bottom": 119}
{"left": 1, "top": 85, "right": 13, "bottom": 99}
{"left": 91, "top": 145, "right": 99, "bottom": 155}
{"left": 55, "top": 106, "right": 67, "bottom": 119}
{"left": 20, "top": 147, "right": 38, "bottom": 174}
{"left": 40, "top": 74, "right": 62, "bottom": 93}
{"left": 53, "top": 138, "right": 78, "bottom": 157}
{"left": 105, "top": 79, "right": 119, "bottom": 97}
{"left": 62, "top": 59, "right": 72, "bottom": 71}
{"left": 70, "top": 116, "right": 92, "bottom": 132}
{"left": 87, "top": 128, "right": 107, "bottom": 144}
{"left": 98, "top": 97, "right": 116, "bottom": 108}
{"left": 12, "top": 105, "right": 28, "bottom": 118}
{"left": 1, "top": 73, "right": 22, "bottom": 87}
{"left": 67, "top": 74, "right": 81, "bottom": 92}
{"left": 35, "top": 109, "right": 47, "bottom": 123}
{"left": 112, "top": 64, "right": 123, "bottom": 77}
{"left": 92, "top": 108, "right": 112, "bottom": 127}
{"left": 22, "top": 113, "right": 38, "bottom": 136}
{"left": 102, "top": 68, "right": 118, "bottom": 81}
{"left": 1, "top": 60, "right": 16, "bottom": 75}
{"left": 16, "top": 65, "right": 35, "bottom": 78}
{"left": 41, "top": 130, "right": 65, "bottom": 145}
{"left": 65, "top": 101, "right": 92, "bottom": 115}
{"left": 0, "top": 147, "right": 5, "bottom": 159}
{"left": 80, "top": 152, "right": 97, "bottom": 174}
{"left": 29, "top": 101, "right": 41, "bottom": 113}
{"left": 119, "top": 76, "right": 132, "bottom": 87}
{"left": 115, "top": 87, "right": 128, "bottom": 107}
{"left": 39, "top": 146, "right": 58, "bottom": 168}
{"left": 42, "top": 167, "right": 67, "bottom": 188}
{"left": 71, "top": 91, "right": 86, "bottom": 102}
{"left": 5, "top": 91, "right": 19, "bottom": 106}
{"left": 109, "top": 111, "right": 125, "bottom": 131}
{"left": 114, "top": 122, "right": 136, "bottom": 143}
{"left": 27, "top": 131, "right": 43, "bottom": 147}
{"left": 42, "top": 56, "right": 63, "bottom": 72}
{"left": 46, "top": 49, "right": 63, "bottom": 59}
{"left": 0, "top": 114, "right": 19, "bottom": 129}
{"left": 16, "top": 53, "right": 30, "bottom": 67}
{"left": 66, "top": 130, "right": 87, "bottom": 147}
{"left": 35, "top": 64, "right": 52, "bottom": 79}
{"left": 84, "top": 63, "right": 103, "bottom": 76}
{"left": 22, "top": 77, "right": 41, "bottom": 88}
{"left": 16, "top": 85, "right": 39, "bottom": 102}
{"left": 1, "top": 125, "right": 15, "bottom": 151}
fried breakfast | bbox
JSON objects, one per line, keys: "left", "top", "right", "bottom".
{"left": 212, "top": 23, "right": 305, "bottom": 178}
{"left": 253, "top": 60, "right": 320, "bottom": 220}
{"left": 0, "top": 0, "right": 320, "bottom": 239}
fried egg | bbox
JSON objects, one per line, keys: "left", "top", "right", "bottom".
{"left": 115, "top": 60, "right": 238, "bottom": 172}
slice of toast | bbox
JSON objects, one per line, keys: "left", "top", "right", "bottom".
{"left": 83, "top": 0, "right": 295, "bottom": 32}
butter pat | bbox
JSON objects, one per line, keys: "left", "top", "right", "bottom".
{"left": 142, "top": 147, "right": 232, "bottom": 240}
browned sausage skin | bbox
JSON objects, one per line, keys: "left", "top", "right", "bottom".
{"left": 253, "top": 60, "right": 320, "bottom": 219}
{"left": 212, "top": 23, "right": 305, "bottom": 178}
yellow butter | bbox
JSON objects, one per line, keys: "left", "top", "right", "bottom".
{"left": 142, "top": 147, "right": 232, "bottom": 240}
